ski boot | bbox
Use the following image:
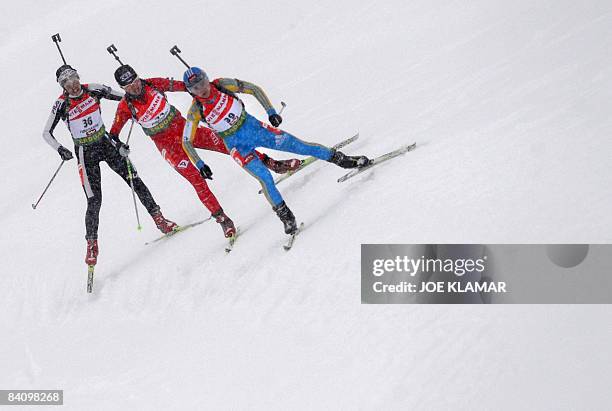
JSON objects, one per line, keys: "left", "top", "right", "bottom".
{"left": 85, "top": 239, "right": 98, "bottom": 266}
{"left": 273, "top": 201, "right": 297, "bottom": 234}
{"left": 212, "top": 209, "right": 236, "bottom": 238}
{"left": 151, "top": 210, "right": 178, "bottom": 234}
{"left": 328, "top": 149, "right": 370, "bottom": 169}
{"left": 262, "top": 154, "right": 301, "bottom": 174}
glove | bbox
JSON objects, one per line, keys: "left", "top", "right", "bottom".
{"left": 268, "top": 113, "right": 282, "bottom": 127}
{"left": 117, "top": 142, "right": 130, "bottom": 158}
{"left": 57, "top": 146, "right": 73, "bottom": 161}
{"left": 109, "top": 133, "right": 130, "bottom": 157}
{"left": 199, "top": 164, "right": 213, "bottom": 180}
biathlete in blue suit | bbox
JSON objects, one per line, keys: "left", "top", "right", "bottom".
{"left": 181, "top": 67, "right": 370, "bottom": 234}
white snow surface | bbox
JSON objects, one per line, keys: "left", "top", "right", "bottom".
{"left": 1, "top": 0, "right": 612, "bottom": 409}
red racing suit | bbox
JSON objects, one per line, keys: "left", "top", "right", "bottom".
{"left": 109, "top": 78, "right": 229, "bottom": 214}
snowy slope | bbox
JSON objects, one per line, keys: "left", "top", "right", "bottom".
{"left": 1, "top": 0, "right": 612, "bottom": 409}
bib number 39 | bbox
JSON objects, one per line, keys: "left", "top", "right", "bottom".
{"left": 224, "top": 112, "right": 238, "bottom": 125}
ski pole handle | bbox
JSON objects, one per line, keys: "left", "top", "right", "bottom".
{"left": 278, "top": 101, "right": 287, "bottom": 115}
{"left": 106, "top": 44, "right": 124, "bottom": 65}
{"left": 51, "top": 33, "right": 66, "bottom": 64}
{"left": 170, "top": 45, "right": 192, "bottom": 69}
{"left": 32, "top": 160, "right": 66, "bottom": 209}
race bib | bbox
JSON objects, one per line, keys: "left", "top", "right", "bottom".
{"left": 138, "top": 91, "right": 171, "bottom": 129}
{"left": 205, "top": 93, "right": 244, "bottom": 132}
{"left": 66, "top": 96, "right": 104, "bottom": 139}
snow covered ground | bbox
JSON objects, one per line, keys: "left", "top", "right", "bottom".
{"left": 1, "top": 0, "right": 611, "bottom": 409}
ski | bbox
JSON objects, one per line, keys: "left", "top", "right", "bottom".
{"left": 259, "top": 133, "right": 360, "bottom": 194}
{"left": 87, "top": 265, "right": 95, "bottom": 293}
{"left": 224, "top": 228, "right": 240, "bottom": 253}
{"left": 283, "top": 222, "right": 305, "bottom": 251}
{"left": 145, "top": 218, "right": 210, "bottom": 245}
{"left": 337, "top": 142, "right": 417, "bottom": 183}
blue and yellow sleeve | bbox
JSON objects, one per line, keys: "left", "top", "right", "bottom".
{"left": 182, "top": 102, "right": 206, "bottom": 170}
{"left": 215, "top": 78, "right": 276, "bottom": 115}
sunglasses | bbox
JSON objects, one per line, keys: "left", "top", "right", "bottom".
{"left": 188, "top": 76, "right": 210, "bottom": 92}
{"left": 123, "top": 77, "right": 138, "bottom": 86}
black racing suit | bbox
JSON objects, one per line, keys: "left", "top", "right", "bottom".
{"left": 43, "top": 83, "right": 160, "bottom": 240}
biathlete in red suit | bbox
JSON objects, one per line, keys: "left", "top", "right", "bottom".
{"left": 109, "top": 65, "right": 300, "bottom": 238}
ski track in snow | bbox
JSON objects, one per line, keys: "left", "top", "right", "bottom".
{"left": 1, "top": 0, "right": 612, "bottom": 409}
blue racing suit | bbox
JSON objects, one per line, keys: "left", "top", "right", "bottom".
{"left": 182, "top": 78, "right": 332, "bottom": 206}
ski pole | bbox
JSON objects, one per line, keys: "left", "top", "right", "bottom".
{"left": 51, "top": 33, "right": 67, "bottom": 64}
{"left": 170, "top": 45, "right": 191, "bottom": 68}
{"left": 124, "top": 120, "right": 142, "bottom": 231}
{"left": 278, "top": 101, "right": 287, "bottom": 115}
{"left": 125, "top": 118, "right": 135, "bottom": 146}
{"left": 32, "top": 160, "right": 65, "bottom": 209}
{"left": 106, "top": 44, "right": 124, "bottom": 65}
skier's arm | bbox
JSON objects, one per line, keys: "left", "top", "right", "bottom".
{"left": 215, "top": 78, "right": 275, "bottom": 115}
{"left": 43, "top": 98, "right": 74, "bottom": 160}
{"left": 147, "top": 78, "right": 187, "bottom": 93}
{"left": 181, "top": 102, "right": 207, "bottom": 170}
{"left": 42, "top": 99, "right": 64, "bottom": 151}
{"left": 109, "top": 100, "right": 132, "bottom": 138}
{"left": 87, "top": 83, "right": 124, "bottom": 101}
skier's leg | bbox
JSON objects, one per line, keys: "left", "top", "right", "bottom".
{"left": 246, "top": 115, "right": 369, "bottom": 168}
{"left": 191, "top": 125, "right": 229, "bottom": 154}
{"left": 104, "top": 141, "right": 159, "bottom": 214}
{"left": 156, "top": 136, "right": 223, "bottom": 214}
{"left": 77, "top": 145, "right": 103, "bottom": 240}
{"left": 235, "top": 149, "right": 299, "bottom": 234}
{"left": 225, "top": 132, "right": 298, "bottom": 234}
{"left": 237, "top": 150, "right": 284, "bottom": 207}
{"left": 178, "top": 164, "right": 223, "bottom": 214}
{"left": 254, "top": 151, "right": 301, "bottom": 174}
{"left": 222, "top": 131, "right": 282, "bottom": 207}
{"left": 104, "top": 141, "right": 177, "bottom": 233}
{"left": 192, "top": 125, "right": 300, "bottom": 173}
{"left": 77, "top": 145, "right": 102, "bottom": 265}
{"left": 245, "top": 115, "right": 333, "bottom": 160}
{"left": 170, "top": 127, "right": 237, "bottom": 236}
{"left": 170, "top": 151, "right": 236, "bottom": 237}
